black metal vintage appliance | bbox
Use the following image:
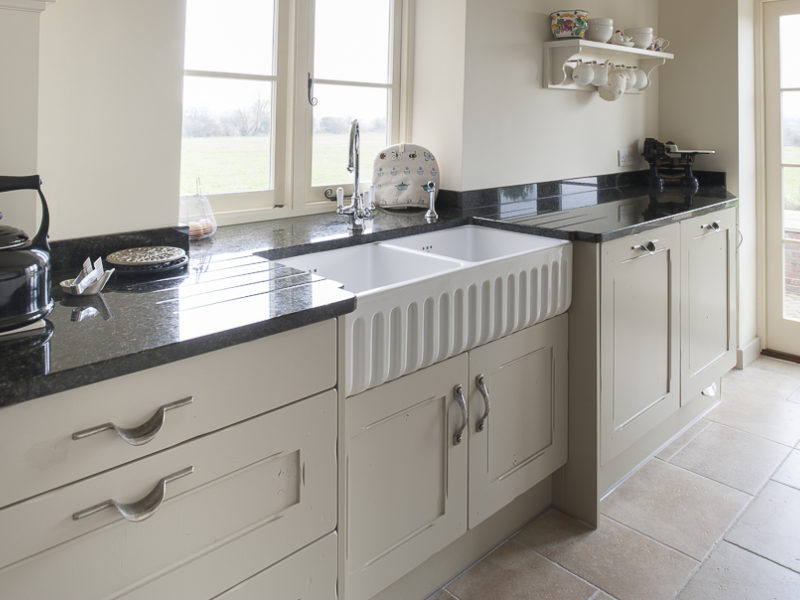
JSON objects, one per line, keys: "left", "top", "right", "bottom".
{"left": 642, "top": 137, "right": 715, "bottom": 196}
{"left": 0, "top": 175, "right": 54, "bottom": 332}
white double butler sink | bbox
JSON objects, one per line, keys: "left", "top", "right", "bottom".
{"left": 279, "top": 225, "right": 572, "bottom": 397}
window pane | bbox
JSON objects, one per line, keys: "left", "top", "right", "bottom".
{"left": 314, "top": 0, "right": 392, "bottom": 83}
{"left": 312, "top": 85, "right": 388, "bottom": 187}
{"left": 780, "top": 15, "right": 800, "bottom": 88}
{"left": 185, "top": 0, "right": 275, "bottom": 76}
{"left": 181, "top": 77, "right": 272, "bottom": 195}
{"left": 783, "top": 92, "right": 800, "bottom": 163}
{"left": 785, "top": 166, "right": 800, "bottom": 240}
{"left": 784, "top": 244, "right": 800, "bottom": 321}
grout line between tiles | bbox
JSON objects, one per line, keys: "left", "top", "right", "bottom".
{"left": 722, "top": 539, "right": 800, "bottom": 576}
{"left": 655, "top": 455, "right": 762, "bottom": 497}
{"left": 598, "top": 512, "right": 704, "bottom": 563}
{"left": 526, "top": 545, "right": 617, "bottom": 600}
{"left": 699, "top": 412, "right": 800, "bottom": 450}
{"left": 657, "top": 419, "right": 712, "bottom": 463}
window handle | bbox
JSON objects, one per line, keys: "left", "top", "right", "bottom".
{"left": 307, "top": 72, "right": 318, "bottom": 107}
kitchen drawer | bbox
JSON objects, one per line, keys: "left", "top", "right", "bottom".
{"left": 0, "top": 319, "right": 335, "bottom": 508}
{"left": 214, "top": 533, "right": 337, "bottom": 600}
{"left": 0, "top": 390, "right": 336, "bottom": 600}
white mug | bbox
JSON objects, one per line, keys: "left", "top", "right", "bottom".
{"left": 591, "top": 61, "right": 609, "bottom": 87}
{"left": 572, "top": 60, "right": 595, "bottom": 86}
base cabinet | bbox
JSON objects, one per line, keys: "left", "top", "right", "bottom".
{"left": 599, "top": 223, "right": 681, "bottom": 465}
{"left": 468, "top": 314, "right": 567, "bottom": 528}
{"left": 555, "top": 206, "right": 738, "bottom": 526}
{"left": 343, "top": 315, "right": 568, "bottom": 600}
{"left": 680, "top": 208, "right": 737, "bottom": 403}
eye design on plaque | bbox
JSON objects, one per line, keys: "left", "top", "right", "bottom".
{"left": 408, "top": 151, "right": 417, "bottom": 159}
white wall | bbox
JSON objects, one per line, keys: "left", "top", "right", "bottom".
{"left": 411, "top": 0, "right": 467, "bottom": 192}
{"left": 659, "top": 0, "right": 759, "bottom": 364}
{"left": 37, "top": 0, "right": 185, "bottom": 240}
{"left": 0, "top": 8, "right": 41, "bottom": 236}
{"left": 413, "top": 0, "right": 661, "bottom": 192}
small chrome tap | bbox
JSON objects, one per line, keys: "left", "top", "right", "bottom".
{"left": 337, "top": 119, "right": 374, "bottom": 232}
{"left": 425, "top": 181, "right": 438, "bottom": 223}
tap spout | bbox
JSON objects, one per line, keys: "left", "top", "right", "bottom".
{"left": 348, "top": 119, "right": 360, "bottom": 203}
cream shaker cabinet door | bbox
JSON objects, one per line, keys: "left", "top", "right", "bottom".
{"left": 680, "top": 208, "right": 737, "bottom": 403}
{"left": 344, "top": 354, "right": 469, "bottom": 600}
{"left": 600, "top": 224, "right": 680, "bottom": 465}
{"left": 468, "top": 314, "right": 568, "bottom": 529}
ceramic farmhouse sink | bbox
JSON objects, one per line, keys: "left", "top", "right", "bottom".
{"left": 381, "top": 224, "right": 564, "bottom": 262}
{"left": 277, "top": 243, "right": 462, "bottom": 294}
{"left": 278, "top": 225, "right": 572, "bottom": 397}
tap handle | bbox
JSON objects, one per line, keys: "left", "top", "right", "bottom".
{"left": 336, "top": 187, "right": 344, "bottom": 210}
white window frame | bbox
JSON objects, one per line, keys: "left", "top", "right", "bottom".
{"left": 181, "top": 0, "right": 414, "bottom": 226}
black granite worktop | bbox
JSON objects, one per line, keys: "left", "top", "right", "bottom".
{"left": 0, "top": 173, "right": 737, "bottom": 407}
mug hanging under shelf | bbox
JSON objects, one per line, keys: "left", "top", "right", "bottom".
{"left": 543, "top": 38, "right": 674, "bottom": 92}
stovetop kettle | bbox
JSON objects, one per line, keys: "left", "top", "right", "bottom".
{"left": 0, "top": 175, "right": 53, "bottom": 332}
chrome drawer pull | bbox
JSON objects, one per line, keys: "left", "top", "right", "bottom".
{"left": 72, "top": 466, "right": 194, "bottom": 522}
{"left": 72, "top": 396, "right": 193, "bottom": 446}
{"left": 475, "top": 374, "right": 491, "bottom": 432}
{"left": 631, "top": 240, "right": 658, "bottom": 254}
{"left": 701, "top": 221, "right": 721, "bottom": 232}
{"left": 453, "top": 384, "right": 467, "bottom": 446}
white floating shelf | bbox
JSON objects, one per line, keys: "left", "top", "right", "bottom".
{"left": 543, "top": 39, "right": 674, "bottom": 92}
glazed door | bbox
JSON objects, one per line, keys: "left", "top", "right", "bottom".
{"left": 765, "top": 0, "right": 800, "bottom": 356}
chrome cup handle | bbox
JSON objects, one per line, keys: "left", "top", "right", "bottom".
{"left": 475, "top": 374, "right": 490, "bottom": 432}
{"left": 453, "top": 384, "right": 467, "bottom": 446}
{"left": 72, "top": 397, "right": 193, "bottom": 446}
{"left": 72, "top": 466, "right": 194, "bottom": 522}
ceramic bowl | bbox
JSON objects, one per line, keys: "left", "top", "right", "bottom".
{"left": 550, "top": 10, "right": 590, "bottom": 39}
{"left": 586, "top": 18, "right": 613, "bottom": 42}
{"left": 624, "top": 27, "right": 654, "bottom": 49}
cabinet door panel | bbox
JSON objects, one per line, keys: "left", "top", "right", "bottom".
{"left": 344, "top": 355, "right": 468, "bottom": 600}
{"left": 600, "top": 225, "right": 680, "bottom": 465}
{"left": 468, "top": 314, "right": 568, "bottom": 528}
{"left": 681, "top": 208, "right": 737, "bottom": 403}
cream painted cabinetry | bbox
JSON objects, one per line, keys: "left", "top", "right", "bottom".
{"left": 554, "top": 206, "right": 738, "bottom": 526}
{"left": 343, "top": 315, "right": 568, "bottom": 600}
{"left": 680, "top": 207, "right": 737, "bottom": 403}
{"left": 0, "top": 321, "right": 338, "bottom": 600}
{"left": 468, "top": 314, "right": 567, "bottom": 528}
{"left": 599, "top": 223, "right": 681, "bottom": 465}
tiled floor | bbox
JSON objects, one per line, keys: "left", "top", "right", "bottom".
{"left": 429, "top": 357, "right": 800, "bottom": 600}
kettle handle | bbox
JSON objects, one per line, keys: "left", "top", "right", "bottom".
{"left": 0, "top": 175, "right": 42, "bottom": 193}
{"left": 0, "top": 175, "right": 50, "bottom": 253}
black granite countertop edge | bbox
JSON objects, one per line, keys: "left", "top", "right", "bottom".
{"left": 0, "top": 296, "right": 355, "bottom": 408}
{"left": 575, "top": 196, "right": 739, "bottom": 242}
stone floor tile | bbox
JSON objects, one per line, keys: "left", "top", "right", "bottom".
{"left": 677, "top": 541, "right": 800, "bottom": 600}
{"left": 589, "top": 592, "right": 616, "bottom": 600}
{"left": 773, "top": 449, "right": 800, "bottom": 490}
{"left": 427, "top": 591, "right": 458, "bottom": 600}
{"left": 667, "top": 421, "right": 790, "bottom": 494}
{"left": 723, "top": 363, "right": 800, "bottom": 398}
{"left": 655, "top": 419, "right": 710, "bottom": 462}
{"left": 706, "top": 386, "right": 800, "bottom": 446}
{"left": 446, "top": 539, "right": 596, "bottom": 600}
{"left": 516, "top": 510, "right": 697, "bottom": 600}
{"left": 599, "top": 460, "right": 749, "bottom": 560}
{"left": 726, "top": 480, "right": 800, "bottom": 572}
{"left": 748, "top": 357, "right": 800, "bottom": 381}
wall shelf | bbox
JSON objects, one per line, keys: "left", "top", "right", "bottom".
{"left": 543, "top": 39, "right": 674, "bottom": 92}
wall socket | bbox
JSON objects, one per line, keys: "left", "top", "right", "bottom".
{"left": 617, "top": 148, "right": 638, "bottom": 167}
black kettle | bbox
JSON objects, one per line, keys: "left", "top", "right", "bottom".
{"left": 0, "top": 175, "right": 53, "bottom": 332}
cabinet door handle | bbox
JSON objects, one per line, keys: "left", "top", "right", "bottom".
{"left": 72, "top": 396, "right": 194, "bottom": 446}
{"left": 475, "top": 374, "right": 491, "bottom": 432}
{"left": 701, "top": 221, "right": 721, "bottom": 232}
{"left": 72, "top": 466, "right": 194, "bottom": 522}
{"left": 453, "top": 384, "right": 467, "bottom": 446}
{"left": 631, "top": 240, "right": 658, "bottom": 254}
